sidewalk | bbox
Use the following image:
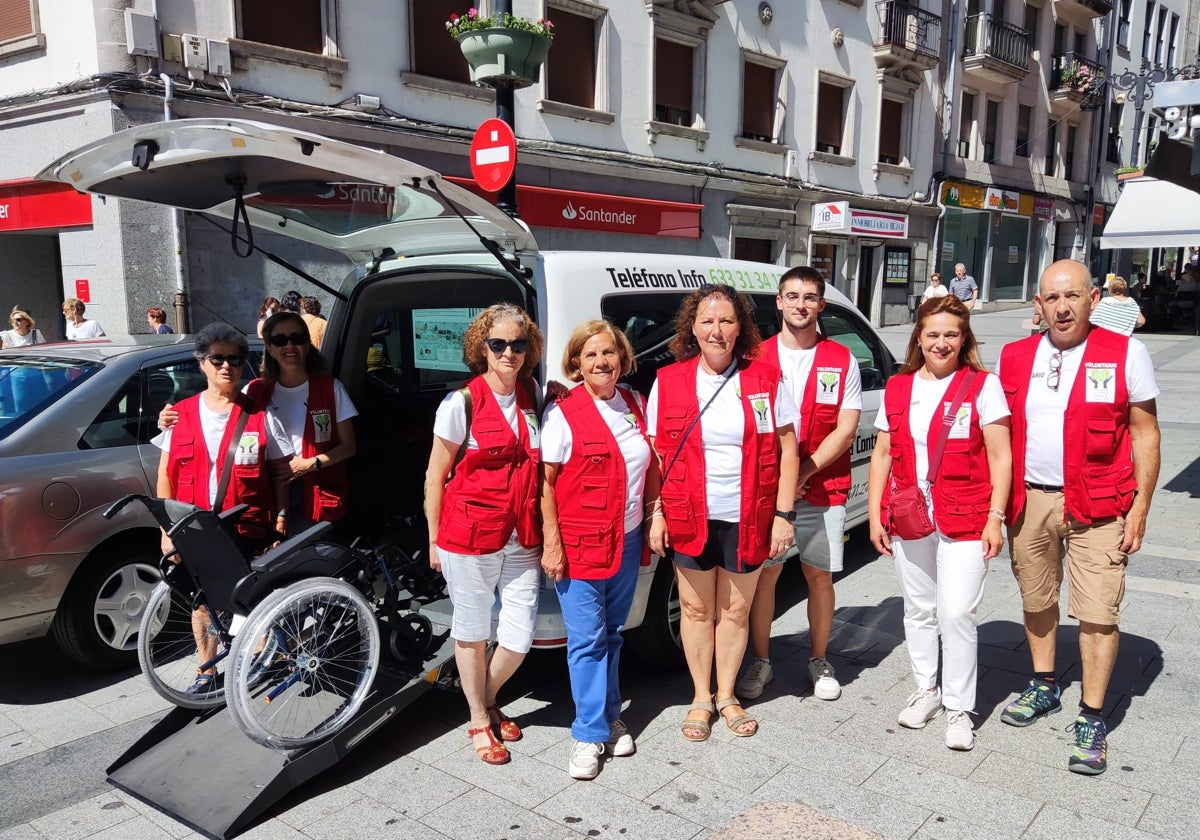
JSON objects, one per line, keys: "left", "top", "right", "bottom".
{"left": 1, "top": 311, "right": 1197, "bottom": 840}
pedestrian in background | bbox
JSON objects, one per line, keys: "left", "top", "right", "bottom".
{"left": 540, "top": 319, "right": 660, "bottom": 780}
{"left": 300, "top": 296, "right": 326, "bottom": 349}
{"left": 646, "top": 284, "right": 799, "bottom": 742}
{"left": 996, "top": 259, "right": 1160, "bottom": 776}
{"left": 146, "top": 307, "right": 174, "bottom": 334}
{"left": 424, "top": 304, "right": 544, "bottom": 767}
{"left": 256, "top": 296, "right": 280, "bottom": 338}
{"left": 949, "top": 264, "right": 979, "bottom": 309}
{"left": 62, "top": 298, "right": 104, "bottom": 340}
{"left": 1089, "top": 277, "right": 1145, "bottom": 336}
{"left": 2, "top": 307, "right": 45, "bottom": 348}
{"left": 922, "top": 272, "right": 949, "bottom": 302}
{"left": 868, "top": 295, "right": 1012, "bottom": 752}
{"left": 279, "top": 290, "right": 302, "bottom": 313}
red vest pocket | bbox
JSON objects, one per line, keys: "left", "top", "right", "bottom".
{"left": 662, "top": 491, "right": 698, "bottom": 543}
{"left": 559, "top": 520, "right": 617, "bottom": 577}
{"left": 1084, "top": 418, "right": 1119, "bottom": 461}
{"left": 314, "top": 489, "right": 346, "bottom": 522}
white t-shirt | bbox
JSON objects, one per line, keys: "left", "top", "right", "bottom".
{"left": 995, "top": 334, "right": 1159, "bottom": 485}
{"left": 922, "top": 284, "right": 950, "bottom": 301}
{"left": 775, "top": 343, "right": 864, "bottom": 438}
{"left": 541, "top": 389, "right": 651, "bottom": 533}
{"left": 434, "top": 386, "right": 540, "bottom": 450}
{"left": 261, "top": 379, "right": 358, "bottom": 458}
{"left": 647, "top": 363, "right": 798, "bottom": 522}
{"left": 65, "top": 320, "right": 105, "bottom": 340}
{"left": 0, "top": 329, "right": 44, "bottom": 347}
{"left": 155, "top": 398, "right": 286, "bottom": 507}
{"left": 874, "top": 371, "right": 1010, "bottom": 486}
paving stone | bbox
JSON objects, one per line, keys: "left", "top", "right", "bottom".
{"left": 418, "top": 787, "right": 569, "bottom": 840}
{"left": 908, "top": 812, "right": 1019, "bottom": 840}
{"left": 86, "top": 815, "right": 175, "bottom": 840}
{"left": 433, "top": 742, "right": 569, "bottom": 810}
{"left": 0, "top": 825, "right": 43, "bottom": 840}
{"left": 274, "top": 783, "right": 366, "bottom": 830}
{"left": 53, "top": 672, "right": 147, "bottom": 710}
{"left": 302, "top": 795, "right": 449, "bottom": 839}
{"left": 1022, "top": 804, "right": 1162, "bottom": 840}
{"left": 0, "top": 730, "right": 45, "bottom": 768}
{"left": 112, "top": 790, "right": 196, "bottom": 839}
{"left": 4, "top": 698, "right": 113, "bottom": 748}
{"left": 28, "top": 791, "right": 133, "bottom": 840}
{"left": 707, "top": 800, "right": 885, "bottom": 840}
{"left": 0, "top": 675, "right": 66, "bottom": 713}
{"left": 0, "top": 713, "right": 22, "bottom": 739}
{"left": 861, "top": 758, "right": 1039, "bottom": 836}
{"left": 590, "top": 746, "right": 683, "bottom": 800}
{"left": 731, "top": 721, "right": 886, "bottom": 787}
{"left": 645, "top": 771, "right": 764, "bottom": 830}
{"left": 534, "top": 779, "right": 703, "bottom": 840}
{"left": 1137, "top": 792, "right": 1200, "bottom": 840}
{"left": 634, "top": 731, "right": 786, "bottom": 790}
{"left": 341, "top": 752, "right": 470, "bottom": 819}
{"left": 967, "top": 751, "right": 1151, "bottom": 827}
{"left": 743, "top": 691, "right": 853, "bottom": 736}
{"left": 751, "top": 764, "right": 929, "bottom": 840}
{"left": 92, "top": 690, "right": 173, "bottom": 726}
{"left": 237, "top": 817, "right": 326, "bottom": 839}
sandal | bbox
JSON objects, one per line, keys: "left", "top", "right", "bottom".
{"left": 716, "top": 697, "right": 758, "bottom": 737}
{"left": 185, "top": 672, "right": 216, "bottom": 694}
{"left": 468, "top": 725, "right": 511, "bottom": 765}
{"left": 486, "top": 704, "right": 522, "bottom": 742}
{"left": 681, "top": 698, "right": 716, "bottom": 742}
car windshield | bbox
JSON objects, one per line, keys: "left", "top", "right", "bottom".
{"left": 0, "top": 357, "right": 103, "bottom": 440}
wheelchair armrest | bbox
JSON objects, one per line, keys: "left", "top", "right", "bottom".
{"left": 217, "top": 504, "right": 249, "bottom": 524}
{"left": 249, "top": 522, "right": 334, "bottom": 573}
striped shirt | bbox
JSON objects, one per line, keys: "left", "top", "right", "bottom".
{"left": 1089, "top": 297, "right": 1142, "bottom": 336}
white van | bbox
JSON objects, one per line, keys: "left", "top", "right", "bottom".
{"left": 39, "top": 119, "right": 896, "bottom": 665}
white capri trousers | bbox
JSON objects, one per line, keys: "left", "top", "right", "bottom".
{"left": 892, "top": 530, "right": 989, "bottom": 713}
{"left": 438, "top": 534, "right": 541, "bottom": 654}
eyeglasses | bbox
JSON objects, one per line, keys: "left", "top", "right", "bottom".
{"left": 781, "top": 292, "right": 822, "bottom": 305}
{"left": 204, "top": 354, "right": 244, "bottom": 368}
{"left": 485, "top": 337, "right": 529, "bottom": 355}
{"left": 12, "top": 318, "right": 29, "bottom": 324}
{"left": 1046, "top": 350, "right": 1062, "bottom": 392}
{"left": 268, "top": 332, "right": 309, "bottom": 347}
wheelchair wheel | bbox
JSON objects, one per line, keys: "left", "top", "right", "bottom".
{"left": 226, "top": 577, "right": 380, "bottom": 750}
{"left": 137, "top": 582, "right": 227, "bottom": 710}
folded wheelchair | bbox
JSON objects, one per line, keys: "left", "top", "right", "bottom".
{"left": 104, "top": 494, "right": 447, "bottom": 751}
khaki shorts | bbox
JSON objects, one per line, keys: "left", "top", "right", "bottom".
{"left": 1008, "top": 487, "right": 1128, "bottom": 625}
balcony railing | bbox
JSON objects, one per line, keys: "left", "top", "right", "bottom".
{"left": 963, "top": 13, "right": 1030, "bottom": 72}
{"left": 1050, "top": 51, "right": 1105, "bottom": 95}
{"left": 875, "top": 1, "right": 942, "bottom": 62}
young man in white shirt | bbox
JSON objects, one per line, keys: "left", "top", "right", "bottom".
{"left": 738, "top": 267, "right": 862, "bottom": 702}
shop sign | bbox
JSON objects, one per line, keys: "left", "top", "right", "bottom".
{"left": 1092, "top": 204, "right": 1105, "bottom": 226}
{"left": 1033, "top": 196, "right": 1054, "bottom": 220}
{"left": 1008, "top": 245, "right": 1019, "bottom": 264}
{"left": 447, "top": 177, "right": 702, "bottom": 238}
{"left": 74, "top": 279, "right": 91, "bottom": 303}
{"left": 941, "top": 241, "right": 955, "bottom": 261}
{"left": 849, "top": 210, "right": 907, "bottom": 239}
{"left": 985, "top": 187, "right": 1021, "bottom": 213}
{"left": 811, "top": 201, "right": 850, "bottom": 233}
{"left": 0, "top": 180, "right": 92, "bottom": 232}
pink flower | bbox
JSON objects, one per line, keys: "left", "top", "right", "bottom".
{"left": 467, "top": 8, "right": 477, "bottom": 18}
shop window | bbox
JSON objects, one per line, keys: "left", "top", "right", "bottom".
{"left": 0, "top": 0, "right": 44, "bottom": 57}
{"left": 1044, "top": 121, "right": 1058, "bottom": 177}
{"left": 545, "top": 4, "right": 601, "bottom": 112}
{"left": 734, "top": 237, "right": 773, "bottom": 263}
{"left": 740, "top": 53, "right": 784, "bottom": 144}
{"left": 878, "top": 98, "right": 905, "bottom": 165}
{"left": 883, "top": 247, "right": 911, "bottom": 289}
{"left": 1065, "top": 125, "right": 1078, "bottom": 181}
{"left": 410, "top": 0, "right": 470, "bottom": 84}
{"left": 816, "top": 77, "right": 852, "bottom": 157}
{"left": 646, "top": 2, "right": 715, "bottom": 147}
{"left": 1016, "top": 105, "right": 1032, "bottom": 158}
{"left": 811, "top": 242, "right": 842, "bottom": 291}
{"left": 1117, "top": 0, "right": 1131, "bottom": 49}
{"left": 240, "top": 0, "right": 325, "bottom": 54}
{"left": 957, "top": 92, "right": 976, "bottom": 158}
{"left": 983, "top": 99, "right": 1000, "bottom": 163}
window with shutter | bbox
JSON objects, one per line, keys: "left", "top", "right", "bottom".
{"left": 412, "top": 0, "right": 470, "bottom": 83}
{"left": 741, "top": 61, "right": 776, "bottom": 142}
{"left": 0, "top": 0, "right": 44, "bottom": 58}
{"left": 655, "top": 39, "right": 694, "bottom": 125}
{"left": 546, "top": 9, "right": 596, "bottom": 109}
{"left": 241, "top": 0, "right": 323, "bottom": 53}
{"left": 816, "top": 83, "right": 844, "bottom": 154}
{"left": 878, "top": 99, "right": 903, "bottom": 164}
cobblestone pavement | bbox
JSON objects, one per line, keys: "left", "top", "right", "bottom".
{"left": 1, "top": 311, "right": 1197, "bottom": 839}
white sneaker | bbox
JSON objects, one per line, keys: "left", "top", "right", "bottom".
{"left": 606, "top": 719, "right": 636, "bottom": 757}
{"left": 808, "top": 657, "right": 842, "bottom": 701}
{"left": 568, "top": 740, "right": 605, "bottom": 780}
{"left": 945, "top": 710, "right": 975, "bottom": 750}
{"left": 897, "top": 688, "right": 944, "bottom": 729}
{"left": 736, "top": 658, "right": 773, "bottom": 699}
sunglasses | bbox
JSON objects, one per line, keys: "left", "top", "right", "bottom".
{"left": 268, "top": 332, "right": 309, "bottom": 347}
{"left": 485, "top": 337, "right": 529, "bottom": 355}
{"left": 204, "top": 354, "right": 244, "bottom": 368}
{"left": 12, "top": 318, "right": 29, "bottom": 324}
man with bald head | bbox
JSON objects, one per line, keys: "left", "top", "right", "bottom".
{"left": 995, "top": 259, "right": 1160, "bottom": 775}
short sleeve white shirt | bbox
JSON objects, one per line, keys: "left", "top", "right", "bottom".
{"left": 541, "top": 389, "right": 651, "bottom": 533}
{"left": 262, "top": 379, "right": 358, "bottom": 458}
{"left": 647, "top": 362, "right": 798, "bottom": 523}
{"left": 995, "top": 334, "right": 1159, "bottom": 485}
{"left": 922, "top": 285, "right": 950, "bottom": 301}
{"left": 775, "top": 343, "right": 864, "bottom": 433}
{"left": 433, "top": 387, "right": 520, "bottom": 449}
{"left": 874, "top": 371, "right": 1010, "bottom": 486}
{"left": 65, "top": 320, "right": 105, "bottom": 340}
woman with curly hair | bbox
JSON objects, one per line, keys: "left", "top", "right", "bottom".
{"left": 424, "top": 303, "right": 545, "bottom": 766}
{"left": 646, "top": 285, "right": 799, "bottom": 742}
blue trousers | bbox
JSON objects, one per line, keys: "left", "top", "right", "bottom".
{"left": 555, "top": 529, "right": 642, "bottom": 743}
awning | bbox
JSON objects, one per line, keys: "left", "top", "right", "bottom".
{"left": 1100, "top": 176, "right": 1200, "bottom": 249}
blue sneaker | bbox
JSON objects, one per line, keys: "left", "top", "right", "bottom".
{"left": 1067, "top": 713, "right": 1108, "bottom": 775}
{"left": 1000, "top": 679, "right": 1062, "bottom": 727}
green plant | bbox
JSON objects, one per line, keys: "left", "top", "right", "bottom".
{"left": 446, "top": 8, "right": 555, "bottom": 40}
{"left": 1114, "top": 165, "right": 1144, "bottom": 175}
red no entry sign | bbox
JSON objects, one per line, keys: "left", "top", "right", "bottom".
{"left": 470, "top": 118, "right": 517, "bottom": 193}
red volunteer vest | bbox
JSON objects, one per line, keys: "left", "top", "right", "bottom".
{"left": 247, "top": 376, "right": 349, "bottom": 522}
{"left": 166, "top": 392, "right": 273, "bottom": 539}
{"left": 655, "top": 357, "right": 782, "bottom": 567}
{"left": 998, "top": 329, "right": 1137, "bottom": 524}
{"left": 881, "top": 368, "right": 993, "bottom": 540}
{"left": 438, "top": 376, "right": 542, "bottom": 554}
{"left": 554, "top": 385, "right": 650, "bottom": 580}
{"left": 757, "top": 335, "right": 854, "bottom": 506}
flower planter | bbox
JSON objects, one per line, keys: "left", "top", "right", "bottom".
{"left": 457, "top": 28, "right": 550, "bottom": 88}
{"left": 1115, "top": 169, "right": 1145, "bottom": 181}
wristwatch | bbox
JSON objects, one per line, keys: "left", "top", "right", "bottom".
{"left": 775, "top": 509, "right": 796, "bottom": 522}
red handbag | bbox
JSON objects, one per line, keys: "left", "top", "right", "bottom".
{"left": 887, "top": 369, "right": 976, "bottom": 540}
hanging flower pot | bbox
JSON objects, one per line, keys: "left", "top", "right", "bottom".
{"left": 456, "top": 27, "right": 551, "bottom": 88}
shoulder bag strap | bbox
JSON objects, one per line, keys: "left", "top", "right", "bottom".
{"left": 212, "top": 405, "right": 252, "bottom": 512}
{"left": 449, "top": 385, "right": 473, "bottom": 477}
{"left": 661, "top": 363, "right": 736, "bottom": 485}
{"left": 926, "top": 369, "right": 977, "bottom": 484}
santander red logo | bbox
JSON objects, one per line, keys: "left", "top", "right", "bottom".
{"left": 558, "top": 200, "right": 637, "bottom": 227}
{"left": 562, "top": 201, "right": 578, "bottom": 220}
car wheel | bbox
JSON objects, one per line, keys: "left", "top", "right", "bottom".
{"left": 627, "top": 558, "right": 685, "bottom": 670}
{"left": 52, "top": 546, "right": 161, "bottom": 671}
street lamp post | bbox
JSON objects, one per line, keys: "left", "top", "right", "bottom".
{"left": 491, "top": 0, "right": 519, "bottom": 218}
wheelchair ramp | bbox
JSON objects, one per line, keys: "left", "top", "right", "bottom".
{"left": 108, "top": 636, "right": 454, "bottom": 839}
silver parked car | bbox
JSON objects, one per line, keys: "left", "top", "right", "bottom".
{"left": 0, "top": 337, "right": 260, "bottom": 669}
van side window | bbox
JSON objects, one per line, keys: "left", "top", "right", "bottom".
{"left": 819, "top": 304, "right": 891, "bottom": 391}
{"left": 600, "top": 292, "right": 781, "bottom": 397}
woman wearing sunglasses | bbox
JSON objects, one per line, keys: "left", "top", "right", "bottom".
{"left": 646, "top": 285, "right": 799, "bottom": 742}
{"left": 154, "top": 323, "right": 288, "bottom": 693}
{"left": 2, "top": 307, "right": 45, "bottom": 348}
{"left": 424, "top": 304, "right": 545, "bottom": 766}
